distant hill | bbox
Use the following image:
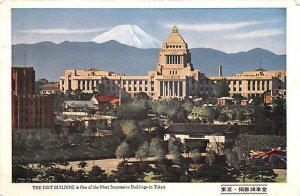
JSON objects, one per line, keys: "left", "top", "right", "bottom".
{"left": 12, "top": 41, "right": 286, "bottom": 81}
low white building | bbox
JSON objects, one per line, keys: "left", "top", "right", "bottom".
{"left": 164, "top": 123, "right": 239, "bottom": 154}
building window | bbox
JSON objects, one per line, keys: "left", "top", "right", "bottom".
{"left": 68, "top": 79, "right": 71, "bottom": 90}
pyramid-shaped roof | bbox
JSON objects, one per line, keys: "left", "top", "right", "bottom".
{"left": 165, "top": 26, "right": 187, "bottom": 44}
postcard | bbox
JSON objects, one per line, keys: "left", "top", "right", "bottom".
{"left": 1, "top": 0, "right": 300, "bottom": 195}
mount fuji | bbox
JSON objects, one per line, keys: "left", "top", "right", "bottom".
{"left": 91, "top": 24, "right": 162, "bottom": 49}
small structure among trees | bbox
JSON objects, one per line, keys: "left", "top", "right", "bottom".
{"left": 164, "top": 123, "right": 240, "bottom": 155}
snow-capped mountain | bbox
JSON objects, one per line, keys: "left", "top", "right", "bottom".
{"left": 91, "top": 24, "right": 162, "bottom": 49}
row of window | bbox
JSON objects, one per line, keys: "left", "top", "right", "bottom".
{"left": 72, "top": 79, "right": 152, "bottom": 92}
{"left": 106, "top": 86, "right": 149, "bottom": 92}
{"left": 170, "top": 70, "right": 178, "bottom": 75}
{"left": 14, "top": 100, "right": 51, "bottom": 106}
{"left": 12, "top": 79, "right": 35, "bottom": 94}
{"left": 15, "top": 108, "right": 52, "bottom": 114}
{"left": 166, "top": 55, "right": 182, "bottom": 64}
{"left": 246, "top": 80, "right": 270, "bottom": 91}
{"left": 166, "top": 45, "right": 182, "bottom": 48}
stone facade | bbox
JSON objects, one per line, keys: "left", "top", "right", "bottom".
{"left": 208, "top": 68, "right": 286, "bottom": 98}
{"left": 59, "top": 26, "right": 286, "bottom": 100}
{"left": 12, "top": 67, "right": 54, "bottom": 129}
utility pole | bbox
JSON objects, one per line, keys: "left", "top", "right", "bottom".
{"left": 24, "top": 51, "right": 27, "bottom": 67}
{"left": 23, "top": 51, "right": 27, "bottom": 75}
{"left": 119, "top": 76, "right": 122, "bottom": 106}
{"left": 259, "top": 58, "right": 262, "bottom": 68}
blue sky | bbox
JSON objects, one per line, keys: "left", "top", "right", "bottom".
{"left": 12, "top": 8, "right": 286, "bottom": 54}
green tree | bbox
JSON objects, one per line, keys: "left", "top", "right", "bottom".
{"left": 135, "top": 141, "right": 150, "bottom": 161}
{"left": 117, "top": 102, "right": 148, "bottom": 120}
{"left": 12, "top": 165, "right": 38, "bottom": 182}
{"left": 250, "top": 106, "right": 272, "bottom": 134}
{"left": 240, "top": 158, "right": 277, "bottom": 182}
{"left": 206, "top": 150, "right": 217, "bottom": 165}
{"left": 78, "top": 161, "right": 88, "bottom": 170}
{"left": 138, "top": 118, "right": 154, "bottom": 132}
{"left": 170, "top": 107, "right": 189, "bottom": 123}
{"left": 154, "top": 99, "right": 189, "bottom": 123}
{"left": 218, "top": 113, "right": 229, "bottom": 123}
{"left": 183, "top": 99, "right": 194, "bottom": 113}
{"left": 236, "top": 110, "right": 245, "bottom": 122}
{"left": 111, "top": 162, "right": 146, "bottom": 182}
{"left": 95, "top": 83, "right": 105, "bottom": 95}
{"left": 87, "top": 166, "right": 107, "bottom": 182}
{"left": 212, "top": 80, "right": 229, "bottom": 98}
{"left": 202, "top": 107, "right": 218, "bottom": 122}
{"left": 121, "top": 120, "right": 140, "bottom": 139}
{"left": 83, "top": 128, "right": 94, "bottom": 136}
{"left": 192, "top": 118, "right": 201, "bottom": 123}
{"left": 150, "top": 137, "right": 166, "bottom": 162}
{"left": 35, "top": 79, "right": 48, "bottom": 94}
{"left": 202, "top": 118, "right": 207, "bottom": 124}
{"left": 115, "top": 141, "right": 131, "bottom": 161}
{"left": 224, "top": 149, "right": 239, "bottom": 167}
{"left": 53, "top": 92, "right": 65, "bottom": 113}
{"left": 73, "top": 89, "right": 84, "bottom": 100}
{"left": 134, "top": 92, "right": 150, "bottom": 102}
{"left": 168, "top": 139, "right": 183, "bottom": 165}
{"left": 191, "top": 149, "right": 202, "bottom": 163}
{"left": 271, "top": 98, "right": 286, "bottom": 135}
{"left": 232, "top": 94, "right": 245, "bottom": 102}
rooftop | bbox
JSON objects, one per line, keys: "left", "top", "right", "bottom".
{"left": 92, "top": 95, "right": 119, "bottom": 104}
{"left": 165, "top": 123, "right": 239, "bottom": 135}
{"left": 218, "top": 97, "right": 234, "bottom": 100}
{"left": 40, "top": 83, "right": 59, "bottom": 91}
{"left": 165, "top": 26, "right": 187, "bottom": 45}
{"left": 65, "top": 100, "right": 98, "bottom": 110}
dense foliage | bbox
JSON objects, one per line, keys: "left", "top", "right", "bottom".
{"left": 13, "top": 92, "right": 286, "bottom": 183}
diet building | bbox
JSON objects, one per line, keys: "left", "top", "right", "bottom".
{"left": 59, "top": 26, "right": 286, "bottom": 99}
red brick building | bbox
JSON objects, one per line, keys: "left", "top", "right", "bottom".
{"left": 12, "top": 67, "right": 54, "bottom": 129}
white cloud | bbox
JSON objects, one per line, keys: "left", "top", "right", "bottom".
{"left": 226, "top": 28, "right": 284, "bottom": 39}
{"left": 19, "top": 28, "right": 109, "bottom": 34}
{"left": 163, "top": 20, "right": 279, "bottom": 32}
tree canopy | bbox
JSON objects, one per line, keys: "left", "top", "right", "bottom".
{"left": 121, "top": 120, "right": 140, "bottom": 139}
{"left": 212, "top": 80, "right": 230, "bottom": 98}
{"left": 115, "top": 141, "right": 131, "bottom": 161}
{"left": 135, "top": 141, "right": 150, "bottom": 161}
{"left": 150, "top": 137, "right": 166, "bottom": 161}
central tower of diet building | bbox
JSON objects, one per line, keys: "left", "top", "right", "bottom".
{"left": 152, "top": 26, "right": 201, "bottom": 99}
